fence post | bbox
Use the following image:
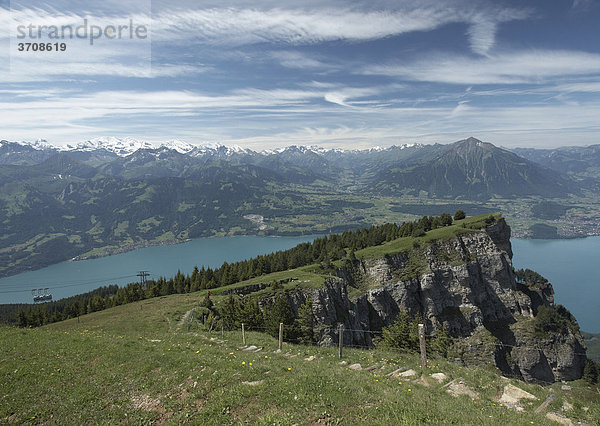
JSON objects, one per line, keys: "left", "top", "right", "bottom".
{"left": 338, "top": 324, "right": 343, "bottom": 359}
{"left": 221, "top": 322, "right": 224, "bottom": 337}
{"left": 242, "top": 323, "right": 246, "bottom": 345}
{"left": 278, "top": 322, "right": 283, "bottom": 350}
{"left": 418, "top": 323, "right": 427, "bottom": 369}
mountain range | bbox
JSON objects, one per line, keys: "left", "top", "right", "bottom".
{"left": 0, "top": 136, "right": 598, "bottom": 278}
{"left": 3, "top": 136, "right": 595, "bottom": 190}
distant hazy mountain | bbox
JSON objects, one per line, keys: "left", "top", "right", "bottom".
{"left": 0, "top": 140, "right": 56, "bottom": 165}
{"left": 513, "top": 145, "right": 600, "bottom": 178}
{"left": 372, "top": 138, "right": 576, "bottom": 199}
{"left": 0, "top": 136, "right": 585, "bottom": 196}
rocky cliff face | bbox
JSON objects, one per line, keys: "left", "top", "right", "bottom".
{"left": 282, "top": 219, "right": 586, "bottom": 383}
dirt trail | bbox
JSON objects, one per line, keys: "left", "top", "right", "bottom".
{"left": 178, "top": 308, "right": 195, "bottom": 328}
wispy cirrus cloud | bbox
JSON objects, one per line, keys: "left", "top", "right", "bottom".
{"left": 2, "top": 1, "right": 530, "bottom": 82}
{"left": 364, "top": 50, "right": 600, "bottom": 84}
{"left": 148, "top": 4, "right": 529, "bottom": 54}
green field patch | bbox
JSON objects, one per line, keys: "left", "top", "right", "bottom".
{"left": 67, "top": 235, "right": 82, "bottom": 244}
{"left": 113, "top": 221, "right": 129, "bottom": 237}
{"left": 133, "top": 186, "right": 156, "bottom": 203}
{"left": 137, "top": 217, "right": 161, "bottom": 233}
{"left": 177, "top": 202, "right": 195, "bottom": 212}
{"left": 86, "top": 222, "right": 104, "bottom": 236}
{"left": 154, "top": 231, "right": 176, "bottom": 242}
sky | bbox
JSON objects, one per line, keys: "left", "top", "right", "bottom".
{"left": 1, "top": 0, "right": 599, "bottom": 150}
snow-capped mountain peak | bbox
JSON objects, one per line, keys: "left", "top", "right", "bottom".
{"left": 62, "top": 137, "right": 155, "bottom": 156}
{"left": 31, "top": 139, "right": 55, "bottom": 150}
{"left": 162, "top": 139, "right": 195, "bottom": 154}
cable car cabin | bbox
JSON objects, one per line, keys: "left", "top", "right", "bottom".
{"left": 32, "top": 288, "right": 52, "bottom": 303}
{"left": 33, "top": 294, "right": 52, "bottom": 302}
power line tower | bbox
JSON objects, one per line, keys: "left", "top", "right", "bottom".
{"left": 137, "top": 271, "right": 150, "bottom": 290}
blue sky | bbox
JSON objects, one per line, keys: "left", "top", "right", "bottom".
{"left": 1, "top": 0, "right": 599, "bottom": 149}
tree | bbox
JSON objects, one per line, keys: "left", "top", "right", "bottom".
{"left": 265, "top": 292, "right": 295, "bottom": 339}
{"left": 454, "top": 210, "right": 466, "bottom": 220}
{"left": 296, "top": 299, "right": 315, "bottom": 345}
{"left": 381, "top": 311, "right": 411, "bottom": 350}
{"left": 534, "top": 305, "right": 577, "bottom": 336}
{"left": 440, "top": 213, "right": 453, "bottom": 226}
{"left": 90, "top": 295, "right": 105, "bottom": 312}
{"left": 191, "top": 265, "right": 200, "bottom": 292}
{"left": 411, "top": 227, "right": 426, "bottom": 238}
{"left": 583, "top": 359, "right": 598, "bottom": 384}
{"left": 239, "top": 296, "right": 264, "bottom": 330}
{"left": 219, "top": 293, "right": 240, "bottom": 329}
{"left": 200, "top": 292, "right": 214, "bottom": 310}
{"left": 430, "top": 324, "right": 452, "bottom": 357}
{"left": 17, "top": 307, "right": 29, "bottom": 327}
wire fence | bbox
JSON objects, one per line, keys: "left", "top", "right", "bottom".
{"left": 182, "top": 312, "right": 600, "bottom": 396}
{"left": 184, "top": 314, "right": 591, "bottom": 357}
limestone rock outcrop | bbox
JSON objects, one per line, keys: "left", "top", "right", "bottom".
{"left": 281, "top": 218, "right": 586, "bottom": 383}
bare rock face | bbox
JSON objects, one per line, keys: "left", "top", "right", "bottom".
{"left": 283, "top": 218, "right": 586, "bottom": 383}
{"left": 511, "top": 330, "right": 586, "bottom": 383}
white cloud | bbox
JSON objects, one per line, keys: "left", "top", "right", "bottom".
{"left": 466, "top": 16, "right": 497, "bottom": 56}
{"left": 146, "top": 3, "right": 529, "bottom": 56}
{"left": 270, "top": 51, "right": 334, "bottom": 70}
{"left": 364, "top": 50, "right": 600, "bottom": 84}
{"left": 449, "top": 101, "right": 471, "bottom": 117}
{"left": 1, "top": 2, "right": 531, "bottom": 82}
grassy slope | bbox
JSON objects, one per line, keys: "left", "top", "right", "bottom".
{"left": 2, "top": 293, "right": 599, "bottom": 425}
{"left": 355, "top": 213, "right": 501, "bottom": 260}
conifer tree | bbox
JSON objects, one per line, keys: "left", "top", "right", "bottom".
{"left": 265, "top": 292, "right": 295, "bottom": 339}
{"left": 583, "top": 359, "right": 598, "bottom": 384}
{"left": 454, "top": 209, "right": 466, "bottom": 220}
{"left": 219, "top": 293, "right": 239, "bottom": 329}
{"left": 381, "top": 311, "right": 411, "bottom": 349}
{"left": 296, "top": 299, "right": 315, "bottom": 345}
{"left": 239, "top": 296, "right": 264, "bottom": 330}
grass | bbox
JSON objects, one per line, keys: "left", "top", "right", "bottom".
{"left": 2, "top": 292, "right": 599, "bottom": 425}
{"left": 210, "top": 265, "right": 331, "bottom": 298}
{"left": 355, "top": 214, "right": 500, "bottom": 261}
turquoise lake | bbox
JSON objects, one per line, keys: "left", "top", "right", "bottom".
{"left": 0, "top": 235, "right": 317, "bottom": 305}
{"left": 1, "top": 235, "right": 598, "bottom": 333}
{"left": 511, "top": 237, "right": 600, "bottom": 333}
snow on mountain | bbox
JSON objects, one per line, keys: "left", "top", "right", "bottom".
{"left": 30, "top": 139, "right": 56, "bottom": 150}
{"left": 262, "top": 145, "right": 347, "bottom": 155}
{"left": 7, "top": 139, "right": 57, "bottom": 151}
{"left": 162, "top": 139, "right": 195, "bottom": 154}
{"left": 187, "top": 142, "right": 254, "bottom": 157}
{"left": 62, "top": 137, "right": 155, "bottom": 156}
{"left": 6, "top": 137, "right": 413, "bottom": 158}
